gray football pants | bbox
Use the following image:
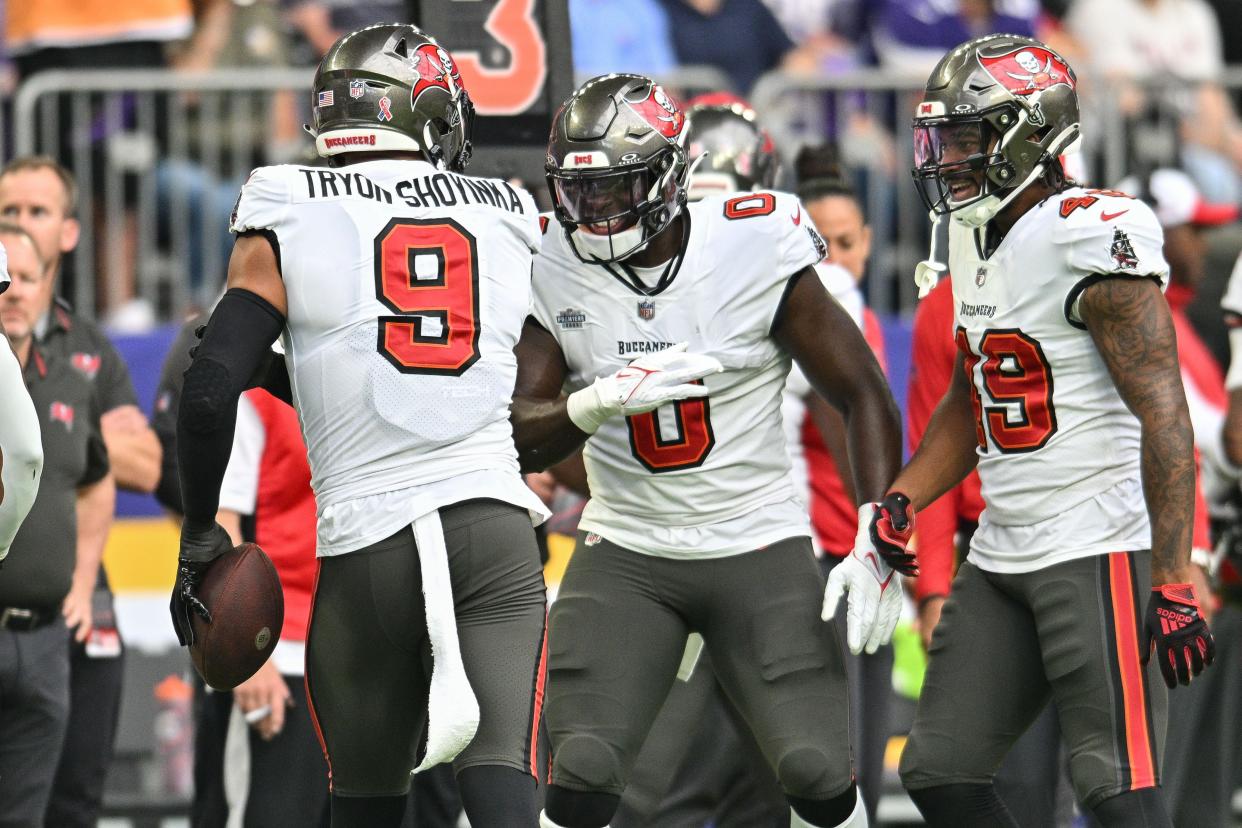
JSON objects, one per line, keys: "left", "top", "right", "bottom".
{"left": 305, "top": 499, "right": 547, "bottom": 796}
{"left": 900, "top": 552, "right": 1167, "bottom": 811}
{"left": 545, "top": 533, "right": 854, "bottom": 802}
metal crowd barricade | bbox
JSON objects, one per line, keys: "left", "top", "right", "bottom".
{"left": 13, "top": 68, "right": 314, "bottom": 320}
{"left": 751, "top": 70, "right": 928, "bottom": 315}
{"left": 750, "top": 67, "right": 1242, "bottom": 315}
{"left": 10, "top": 66, "right": 1242, "bottom": 321}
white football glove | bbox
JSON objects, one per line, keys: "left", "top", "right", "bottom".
{"left": 822, "top": 505, "right": 904, "bottom": 655}
{"left": 567, "top": 343, "right": 723, "bottom": 434}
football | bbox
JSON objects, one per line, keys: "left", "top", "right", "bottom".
{"left": 189, "top": 543, "right": 284, "bottom": 691}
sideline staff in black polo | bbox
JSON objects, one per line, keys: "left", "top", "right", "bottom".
{"left": 0, "top": 223, "right": 113, "bottom": 823}
{"left": 0, "top": 239, "right": 43, "bottom": 559}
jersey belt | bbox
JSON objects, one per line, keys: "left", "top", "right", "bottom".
{"left": 411, "top": 510, "right": 480, "bottom": 773}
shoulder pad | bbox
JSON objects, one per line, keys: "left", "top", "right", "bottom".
{"left": 1051, "top": 190, "right": 1167, "bottom": 281}
{"left": 230, "top": 165, "right": 299, "bottom": 234}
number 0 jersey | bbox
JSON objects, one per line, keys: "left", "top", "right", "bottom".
{"left": 948, "top": 186, "right": 1168, "bottom": 573}
{"left": 230, "top": 159, "right": 547, "bottom": 555}
{"left": 531, "top": 191, "right": 825, "bottom": 557}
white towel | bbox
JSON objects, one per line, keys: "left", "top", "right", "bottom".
{"left": 676, "top": 633, "right": 705, "bottom": 682}
{"left": 411, "top": 510, "right": 480, "bottom": 773}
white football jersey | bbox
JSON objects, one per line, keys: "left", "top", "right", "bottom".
{"left": 532, "top": 191, "right": 826, "bottom": 557}
{"left": 230, "top": 159, "right": 547, "bottom": 555}
{"left": 949, "top": 186, "right": 1168, "bottom": 573}
{"left": 782, "top": 261, "right": 863, "bottom": 512}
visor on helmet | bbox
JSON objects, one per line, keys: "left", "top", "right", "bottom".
{"left": 911, "top": 116, "right": 1009, "bottom": 216}
{"left": 550, "top": 166, "right": 650, "bottom": 234}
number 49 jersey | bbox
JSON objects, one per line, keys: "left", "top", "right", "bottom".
{"left": 230, "top": 159, "right": 547, "bottom": 555}
{"left": 531, "top": 191, "right": 827, "bottom": 558}
{"left": 948, "top": 186, "right": 1168, "bottom": 574}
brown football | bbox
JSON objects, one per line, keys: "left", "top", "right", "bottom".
{"left": 189, "top": 543, "right": 284, "bottom": 691}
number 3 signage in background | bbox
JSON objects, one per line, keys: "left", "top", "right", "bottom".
{"left": 452, "top": 0, "right": 547, "bottom": 115}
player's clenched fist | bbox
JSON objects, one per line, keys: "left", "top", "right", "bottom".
{"left": 868, "top": 491, "right": 918, "bottom": 576}
{"left": 566, "top": 342, "right": 723, "bottom": 434}
{"left": 1142, "top": 582, "right": 1215, "bottom": 688}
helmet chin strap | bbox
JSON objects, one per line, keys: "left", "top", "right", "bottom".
{"left": 682, "top": 151, "right": 711, "bottom": 194}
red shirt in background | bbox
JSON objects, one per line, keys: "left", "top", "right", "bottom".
{"left": 804, "top": 306, "right": 889, "bottom": 556}
{"left": 245, "top": 390, "right": 318, "bottom": 644}
{"left": 905, "top": 278, "right": 983, "bottom": 602}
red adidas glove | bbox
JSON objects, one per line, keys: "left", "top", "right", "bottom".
{"left": 1142, "top": 583, "right": 1215, "bottom": 688}
{"left": 867, "top": 492, "right": 918, "bottom": 576}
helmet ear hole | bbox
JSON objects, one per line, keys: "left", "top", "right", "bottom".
{"left": 393, "top": 38, "right": 408, "bottom": 58}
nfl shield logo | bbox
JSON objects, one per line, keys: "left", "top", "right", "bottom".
{"left": 349, "top": 80, "right": 365, "bottom": 100}
{"left": 637, "top": 300, "right": 656, "bottom": 320}
{"left": 975, "top": 266, "right": 988, "bottom": 287}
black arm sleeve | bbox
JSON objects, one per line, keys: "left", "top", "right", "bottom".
{"left": 177, "top": 288, "right": 284, "bottom": 529}
{"left": 153, "top": 319, "right": 202, "bottom": 514}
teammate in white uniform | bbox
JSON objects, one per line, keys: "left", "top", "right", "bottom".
{"left": 0, "top": 237, "right": 44, "bottom": 560}
{"left": 892, "top": 35, "right": 1214, "bottom": 828}
{"left": 170, "top": 25, "right": 549, "bottom": 828}
{"left": 514, "top": 74, "right": 903, "bottom": 828}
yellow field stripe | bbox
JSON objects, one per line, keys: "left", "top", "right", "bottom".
{"left": 105, "top": 517, "right": 581, "bottom": 594}
{"left": 104, "top": 518, "right": 180, "bottom": 592}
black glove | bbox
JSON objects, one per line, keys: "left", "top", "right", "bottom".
{"left": 868, "top": 491, "right": 918, "bottom": 576}
{"left": 1142, "top": 583, "right": 1215, "bottom": 688}
{"left": 170, "top": 521, "right": 232, "bottom": 646}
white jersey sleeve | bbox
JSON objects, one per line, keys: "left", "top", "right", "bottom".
{"left": 1222, "top": 252, "right": 1242, "bottom": 320}
{"left": 1058, "top": 195, "right": 1168, "bottom": 327}
{"left": 1222, "top": 252, "right": 1242, "bottom": 390}
{"left": 230, "top": 166, "right": 294, "bottom": 234}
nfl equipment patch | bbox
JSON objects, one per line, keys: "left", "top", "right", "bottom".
{"left": 349, "top": 80, "right": 365, "bottom": 99}
{"left": 637, "top": 300, "right": 656, "bottom": 320}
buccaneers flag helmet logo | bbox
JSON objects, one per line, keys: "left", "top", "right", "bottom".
{"left": 408, "top": 43, "right": 464, "bottom": 113}
{"left": 978, "top": 47, "right": 1074, "bottom": 97}
{"left": 626, "top": 84, "right": 685, "bottom": 141}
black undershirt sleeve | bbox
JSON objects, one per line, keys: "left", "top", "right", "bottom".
{"left": 177, "top": 288, "right": 284, "bottom": 529}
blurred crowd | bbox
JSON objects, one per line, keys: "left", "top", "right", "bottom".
{"left": 2, "top": 0, "right": 1242, "bottom": 324}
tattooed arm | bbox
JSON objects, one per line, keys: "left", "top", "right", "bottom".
{"left": 1079, "top": 277, "right": 1194, "bottom": 586}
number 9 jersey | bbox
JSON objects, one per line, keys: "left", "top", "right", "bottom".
{"left": 230, "top": 160, "right": 548, "bottom": 555}
{"left": 948, "top": 187, "right": 1168, "bottom": 574}
{"left": 531, "top": 191, "right": 826, "bottom": 558}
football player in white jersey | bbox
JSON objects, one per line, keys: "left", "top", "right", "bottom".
{"left": 514, "top": 74, "right": 905, "bottom": 828}
{"left": 0, "top": 237, "right": 44, "bottom": 560}
{"left": 170, "top": 25, "right": 550, "bottom": 828}
{"left": 892, "top": 35, "right": 1215, "bottom": 827}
